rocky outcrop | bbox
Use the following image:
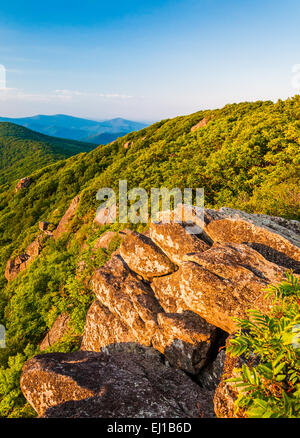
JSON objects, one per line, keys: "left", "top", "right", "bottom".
{"left": 21, "top": 349, "right": 215, "bottom": 418}
{"left": 5, "top": 234, "right": 48, "bottom": 281}
{"left": 15, "top": 177, "right": 33, "bottom": 192}
{"left": 20, "top": 206, "right": 299, "bottom": 418}
{"left": 40, "top": 313, "right": 71, "bottom": 351}
{"left": 53, "top": 195, "right": 81, "bottom": 240}
{"left": 123, "top": 141, "right": 133, "bottom": 149}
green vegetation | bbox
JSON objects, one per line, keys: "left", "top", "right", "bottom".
{"left": 0, "top": 97, "right": 299, "bottom": 416}
{"left": 0, "top": 122, "right": 96, "bottom": 186}
{"left": 227, "top": 272, "right": 300, "bottom": 418}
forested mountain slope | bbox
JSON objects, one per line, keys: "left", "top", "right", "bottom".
{"left": 0, "top": 122, "right": 97, "bottom": 186}
{"left": 0, "top": 97, "right": 299, "bottom": 417}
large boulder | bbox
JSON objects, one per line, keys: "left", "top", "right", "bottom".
{"left": 53, "top": 195, "right": 81, "bottom": 240}
{"left": 40, "top": 313, "right": 71, "bottom": 351}
{"left": 81, "top": 300, "right": 139, "bottom": 351}
{"left": 21, "top": 350, "right": 215, "bottom": 418}
{"left": 151, "top": 244, "right": 284, "bottom": 333}
{"left": 5, "top": 254, "right": 30, "bottom": 281}
{"left": 205, "top": 208, "right": 300, "bottom": 272}
{"left": 92, "top": 254, "right": 163, "bottom": 345}
{"left": 150, "top": 221, "right": 210, "bottom": 265}
{"left": 119, "top": 230, "right": 176, "bottom": 280}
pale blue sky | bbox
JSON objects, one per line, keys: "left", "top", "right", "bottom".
{"left": 0, "top": 0, "right": 299, "bottom": 121}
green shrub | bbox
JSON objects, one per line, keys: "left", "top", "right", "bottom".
{"left": 227, "top": 272, "right": 300, "bottom": 418}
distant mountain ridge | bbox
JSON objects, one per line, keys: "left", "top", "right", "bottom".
{"left": 0, "top": 114, "right": 148, "bottom": 143}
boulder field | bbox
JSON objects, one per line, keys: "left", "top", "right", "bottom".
{"left": 19, "top": 203, "right": 300, "bottom": 417}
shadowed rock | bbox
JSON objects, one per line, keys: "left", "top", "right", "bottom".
{"left": 197, "top": 350, "right": 226, "bottom": 391}
{"left": 21, "top": 350, "right": 215, "bottom": 418}
{"left": 152, "top": 311, "right": 217, "bottom": 374}
{"left": 246, "top": 242, "right": 300, "bottom": 274}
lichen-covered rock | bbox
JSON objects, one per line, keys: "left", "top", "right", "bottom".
{"left": 81, "top": 300, "right": 138, "bottom": 351}
{"left": 53, "top": 195, "right": 80, "bottom": 240}
{"left": 40, "top": 313, "right": 71, "bottom": 351}
{"left": 151, "top": 265, "right": 189, "bottom": 313}
{"left": 92, "top": 254, "right": 163, "bottom": 344}
{"left": 151, "top": 244, "right": 284, "bottom": 333}
{"left": 21, "top": 350, "right": 215, "bottom": 418}
{"left": 119, "top": 230, "right": 176, "bottom": 280}
{"left": 152, "top": 311, "right": 217, "bottom": 374}
{"left": 205, "top": 208, "right": 300, "bottom": 272}
{"left": 150, "top": 221, "right": 210, "bottom": 265}
{"left": 15, "top": 176, "right": 33, "bottom": 192}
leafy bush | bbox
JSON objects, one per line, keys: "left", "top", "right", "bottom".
{"left": 227, "top": 272, "right": 300, "bottom": 418}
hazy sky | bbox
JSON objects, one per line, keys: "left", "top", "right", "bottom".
{"left": 0, "top": 0, "right": 300, "bottom": 121}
